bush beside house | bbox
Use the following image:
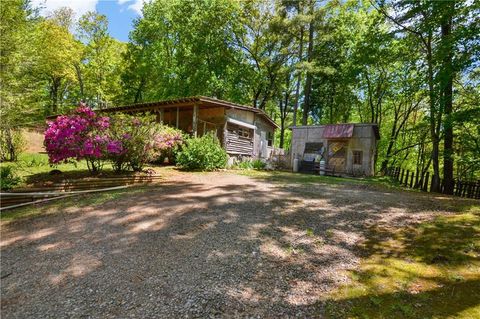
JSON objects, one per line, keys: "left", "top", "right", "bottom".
{"left": 44, "top": 104, "right": 184, "bottom": 173}
{"left": 176, "top": 133, "right": 227, "bottom": 171}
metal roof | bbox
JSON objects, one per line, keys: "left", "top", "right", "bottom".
{"left": 102, "top": 96, "right": 279, "bottom": 129}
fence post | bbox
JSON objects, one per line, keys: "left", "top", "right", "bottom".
{"left": 467, "top": 182, "right": 473, "bottom": 199}
{"left": 405, "top": 171, "right": 410, "bottom": 187}
{"left": 410, "top": 172, "right": 414, "bottom": 188}
{"left": 423, "top": 172, "right": 430, "bottom": 192}
{"left": 400, "top": 169, "right": 405, "bottom": 185}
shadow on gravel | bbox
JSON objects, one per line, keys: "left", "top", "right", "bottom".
{"left": 1, "top": 173, "right": 479, "bottom": 318}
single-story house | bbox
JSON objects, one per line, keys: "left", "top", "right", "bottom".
{"left": 102, "top": 96, "right": 279, "bottom": 159}
{"left": 290, "top": 124, "right": 380, "bottom": 176}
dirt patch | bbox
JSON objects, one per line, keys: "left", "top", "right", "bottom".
{"left": 0, "top": 170, "right": 473, "bottom": 318}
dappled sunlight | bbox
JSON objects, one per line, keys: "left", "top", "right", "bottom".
{"left": 49, "top": 252, "right": 103, "bottom": 285}
{"left": 28, "top": 227, "right": 56, "bottom": 240}
{"left": 1, "top": 170, "right": 479, "bottom": 318}
{"left": 37, "top": 241, "right": 72, "bottom": 252}
{"left": 324, "top": 209, "right": 480, "bottom": 318}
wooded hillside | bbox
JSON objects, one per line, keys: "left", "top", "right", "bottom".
{"left": 1, "top": 0, "right": 479, "bottom": 188}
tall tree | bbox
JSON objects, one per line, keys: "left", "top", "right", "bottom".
{"left": 77, "top": 12, "right": 126, "bottom": 108}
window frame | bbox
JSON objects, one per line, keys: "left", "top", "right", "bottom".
{"left": 267, "top": 132, "right": 273, "bottom": 147}
{"left": 353, "top": 150, "right": 363, "bottom": 165}
{"left": 238, "top": 127, "right": 251, "bottom": 138}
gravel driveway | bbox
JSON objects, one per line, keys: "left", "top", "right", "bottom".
{"left": 1, "top": 170, "right": 468, "bottom": 318}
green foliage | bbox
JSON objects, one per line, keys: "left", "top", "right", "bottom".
{"left": 2, "top": 0, "right": 479, "bottom": 181}
{"left": 107, "top": 114, "right": 163, "bottom": 172}
{"left": 124, "top": 0, "right": 248, "bottom": 103}
{"left": 234, "top": 158, "right": 266, "bottom": 170}
{"left": 0, "top": 166, "right": 21, "bottom": 190}
{"left": 252, "top": 159, "right": 267, "bottom": 170}
{"left": 0, "top": 128, "right": 26, "bottom": 161}
{"left": 236, "top": 160, "right": 253, "bottom": 170}
{"left": 77, "top": 11, "right": 126, "bottom": 108}
{"left": 175, "top": 133, "right": 227, "bottom": 171}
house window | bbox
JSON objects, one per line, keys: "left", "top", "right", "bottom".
{"left": 238, "top": 127, "right": 250, "bottom": 138}
{"left": 353, "top": 150, "right": 362, "bottom": 165}
{"left": 267, "top": 132, "right": 273, "bottom": 147}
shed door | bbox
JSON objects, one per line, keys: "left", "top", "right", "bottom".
{"left": 260, "top": 131, "right": 268, "bottom": 158}
{"left": 327, "top": 141, "right": 347, "bottom": 173}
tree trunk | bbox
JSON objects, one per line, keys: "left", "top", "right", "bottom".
{"left": 301, "top": 14, "right": 314, "bottom": 126}
{"left": 75, "top": 64, "right": 84, "bottom": 99}
{"left": 50, "top": 77, "right": 61, "bottom": 114}
{"left": 293, "top": 25, "right": 304, "bottom": 127}
{"left": 441, "top": 10, "right": 454, "bottom": 195}
{"left": 426, "top": 34, "right": 441, "bottom": 192}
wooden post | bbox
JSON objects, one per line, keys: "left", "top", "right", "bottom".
{"left": 192, "top": 103, "right": 198, "bottom": 137}
{"left": 405, "top": 170, "right": 410, "bottom": 186}
{"left": 409, "top": 172, "right": 414, "bottom": 188}
{"left": 400, "top": 169, "right": 405, "bottom": 184}
{"left": 423, "top": 172, "right": 429, "bottom": 192}
{"left": 176, "top": 107, "right": 179, "bottom": 128}
{"left": 223, "top": 119, "right": 228, "bottom": 149}
{"left": 159, "top": 108, "right": 164, "bottom": 124}
{"left": 467, "top": 182, "right": 473, "bottom": 198}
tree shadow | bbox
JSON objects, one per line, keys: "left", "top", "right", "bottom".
{"left": 1, "top": 171, "right": 479, "bottom": 318}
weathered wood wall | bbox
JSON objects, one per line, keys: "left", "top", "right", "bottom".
{"left": 225, "top": 123, "right": 254, "bottom": 155}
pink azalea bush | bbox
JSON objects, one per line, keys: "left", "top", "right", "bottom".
{"left": 44, "top": 103, "right": 116, "bottom": 173}
{"left": 153, "top": 126, "right": 184, "bottom": 164}
{"left": 45, "top": 105, "right": 184, "bottom": 173}
{"left": 108, "top": 114, "right": 184, "bottom": 171}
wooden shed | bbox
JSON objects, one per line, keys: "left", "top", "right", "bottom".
{"left": 102, "top": 96, "right": 279, "bottom": 159}
{"left": 290, "top": 124, "right": 380, "bottom": 176}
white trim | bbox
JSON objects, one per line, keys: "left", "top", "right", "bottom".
{"left": 227, "top": 117, "right": 257, "bottom": 130}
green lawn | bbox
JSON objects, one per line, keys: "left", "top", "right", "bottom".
{"left": 325, "top": 206, "right": 480, "bottom": 319}
{"left": 0, "top": 152, "right": 156, "bottom": 187}
{"left": 235, "top": 168, "right": 404, "bottom": 190}
{"left": 1, "top": 152, "right": 111, "bottom": 188}
{"left": 0, "top": 186, "right": 151, "bottom": 221}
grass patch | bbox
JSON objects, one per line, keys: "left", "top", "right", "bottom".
{"left": 0, "top": 152, "right": 168, "bottom": 187}
{"left": 325, "top": 206, "right": 480, "bottom": 319}
{"left": 0, "top": 186, "right": 151, "bottom": 222}
{"left": 1, "top": 153, "right": 91, "bottom": 179}
{"left": 234, "top": 169, "right": 402, "bottom": 190}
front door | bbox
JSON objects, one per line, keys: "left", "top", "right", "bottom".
{"left": 327, "top": 141, "right": 347, "bottom": 173}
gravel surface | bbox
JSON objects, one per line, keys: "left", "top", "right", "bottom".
{"left": 1, "top": 170, "right": 468, "bottom": 318}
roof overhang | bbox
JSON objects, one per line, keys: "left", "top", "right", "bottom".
{"left": 227, "top": 117, "right": 257, "bottom": 130}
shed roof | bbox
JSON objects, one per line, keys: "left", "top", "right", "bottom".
{"left": 102, "top": 96, "right": 279, "bottom": 129}
{"left": 291, "top": 123, "right": 380, "bottom": 140}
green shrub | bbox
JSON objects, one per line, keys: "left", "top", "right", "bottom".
{"left": 176, "top": 133, "right": 227, "bottom": 171}
{"left": 237, "top": 160, "right": 253, "bottom": 169}
{"left": 0, "top": 166, "right": 21, "bottom": 190}
{"left": 252, "top": 159, "right": 266, "bottom": 170}
{"left": 234, "top": 158, "right": 266, "bottom": 170}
